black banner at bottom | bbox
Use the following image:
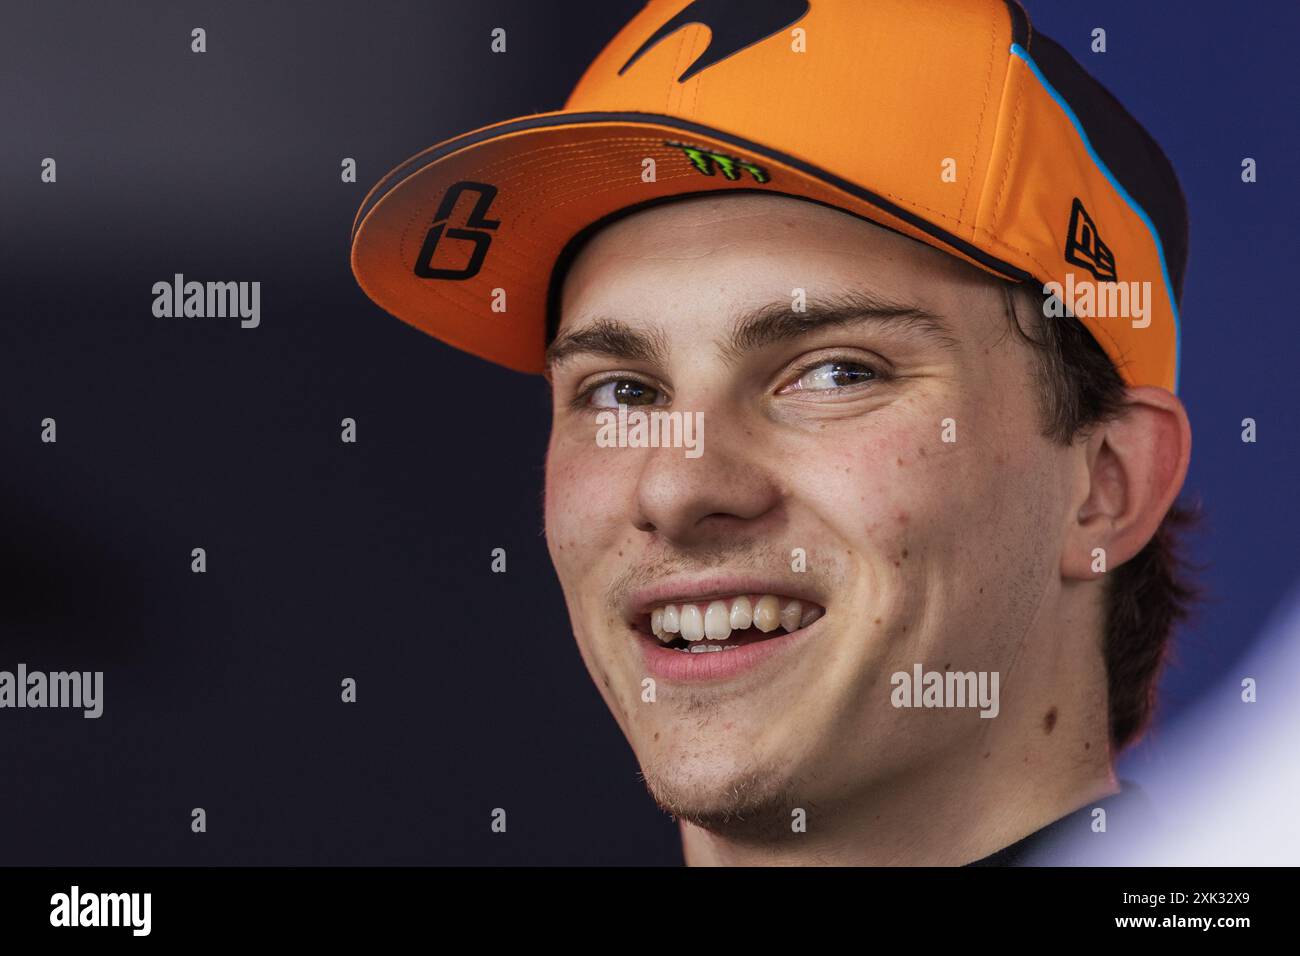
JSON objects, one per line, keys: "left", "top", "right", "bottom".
{"left": 0, "top": 866, "right": 1283, "bottom": 941}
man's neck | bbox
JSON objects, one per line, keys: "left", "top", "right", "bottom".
{"left": 679, "top": 737, "right": 1117, "bottom": 866}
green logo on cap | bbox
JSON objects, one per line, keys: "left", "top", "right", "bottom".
{"left": 665, "top": 141, "right": 770, "bottom": 184}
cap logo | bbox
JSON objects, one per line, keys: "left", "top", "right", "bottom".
{"left": 618, "top": 0, "right": 811, "bottom": 83}
{"left": 412, "top": 181, "right": 500, "bottom": 280}
{"left": 665, "top": 140, "right": 770, "bottom": 183}
{"left": 1064, "top": 197, "right": 1118, "bottom": 281}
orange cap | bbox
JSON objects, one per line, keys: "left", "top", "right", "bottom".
{"left": 351, "top": 0, "right": 1186, "bottom": 391}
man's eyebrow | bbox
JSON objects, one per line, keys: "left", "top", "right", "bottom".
{"left": 722, "top": 290, "right": 958, "bottom": 362}
{"left": 545, "top": 318, "right": 668, "bottom": 371}
{"left": 545, "top": 290, "right": 956, "bottom": 372}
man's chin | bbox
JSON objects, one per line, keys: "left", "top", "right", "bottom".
{"left": 638, "top": 747, "right": 804, "bottom": 839}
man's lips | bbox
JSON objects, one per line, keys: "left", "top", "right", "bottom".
{"left": 619, "top": 577, "right": 829, "bottom": 683}
{"left": 632, "top": 605, "right": 826, "bottom": 683}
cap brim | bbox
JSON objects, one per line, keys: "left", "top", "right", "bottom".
{"left": 350, "top": 110, "right": 1031, "bottom": 373}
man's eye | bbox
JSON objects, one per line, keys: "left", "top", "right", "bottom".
{"left": 787, "top": 360, "right": 878, "bottom": 392}
{"left": 586, "top": 378, "right": 666, "bottom": 407}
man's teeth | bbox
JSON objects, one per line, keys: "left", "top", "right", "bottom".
{"left": 729, "top": 596, "right": 753, "bottom": 630}
{"left": 680, "top": 604, "right": 704, "bottom": 642}
{"left": 648, "top": 595, "right": 824, "bottom": 645}
{"left": 753, "top": 595, "right": 780, "bottom": 633}
{"left": 705, "top": 601, "right": 730, "bottom": 640}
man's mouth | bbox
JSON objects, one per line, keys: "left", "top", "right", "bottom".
{"left": 636, "top": 595, "right": 826, "bottom": 653}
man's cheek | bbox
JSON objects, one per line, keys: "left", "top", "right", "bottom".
{"left": 544, "top": 444, "right": 633, "bottom": 553}
{"left": 801, "top": 436, "right": 962, "bottom": 540}
{"left": 544, "top": 445, "right": 594, "bottom": 570}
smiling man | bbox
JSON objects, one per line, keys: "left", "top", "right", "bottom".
{"left": 351, "top": 0, "right": 1196, "bottom": 865}
{"left": 544, "top": 192, "right": 1190, "bottom": 866}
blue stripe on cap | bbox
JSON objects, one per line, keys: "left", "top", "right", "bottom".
{"left": 1009, "top": 42, "right": 1181, "bottom": 394}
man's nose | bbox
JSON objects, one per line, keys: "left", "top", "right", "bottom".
{"left": 631, "top": 408, "right": 783, "bottom": 546}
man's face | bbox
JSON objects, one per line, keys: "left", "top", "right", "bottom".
{"left": 543, "top": 194, "right": 1076, "bottom": 831}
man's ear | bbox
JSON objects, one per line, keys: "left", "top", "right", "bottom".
{"left": 1062, "top": 386, "right": 1192, "bottom": 580}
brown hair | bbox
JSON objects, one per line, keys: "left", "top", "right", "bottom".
{"left": 1005, "top": 282, "right": 1200, "bottom": 754}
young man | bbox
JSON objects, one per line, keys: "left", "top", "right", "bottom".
{"left": 351, "top": 0, "right": 1195, "bottom": 864}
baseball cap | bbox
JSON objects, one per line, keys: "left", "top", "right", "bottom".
{"left": 350, "top": 0, "right": 1187, "bottom": 392}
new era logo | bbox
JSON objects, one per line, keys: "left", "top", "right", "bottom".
{"left": 1064, "top": 197, "right": 1117, "bottom": 281}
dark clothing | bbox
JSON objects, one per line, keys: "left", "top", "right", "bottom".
{"left": 965, "top": 780, "right": 1157, "bottom": 866}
